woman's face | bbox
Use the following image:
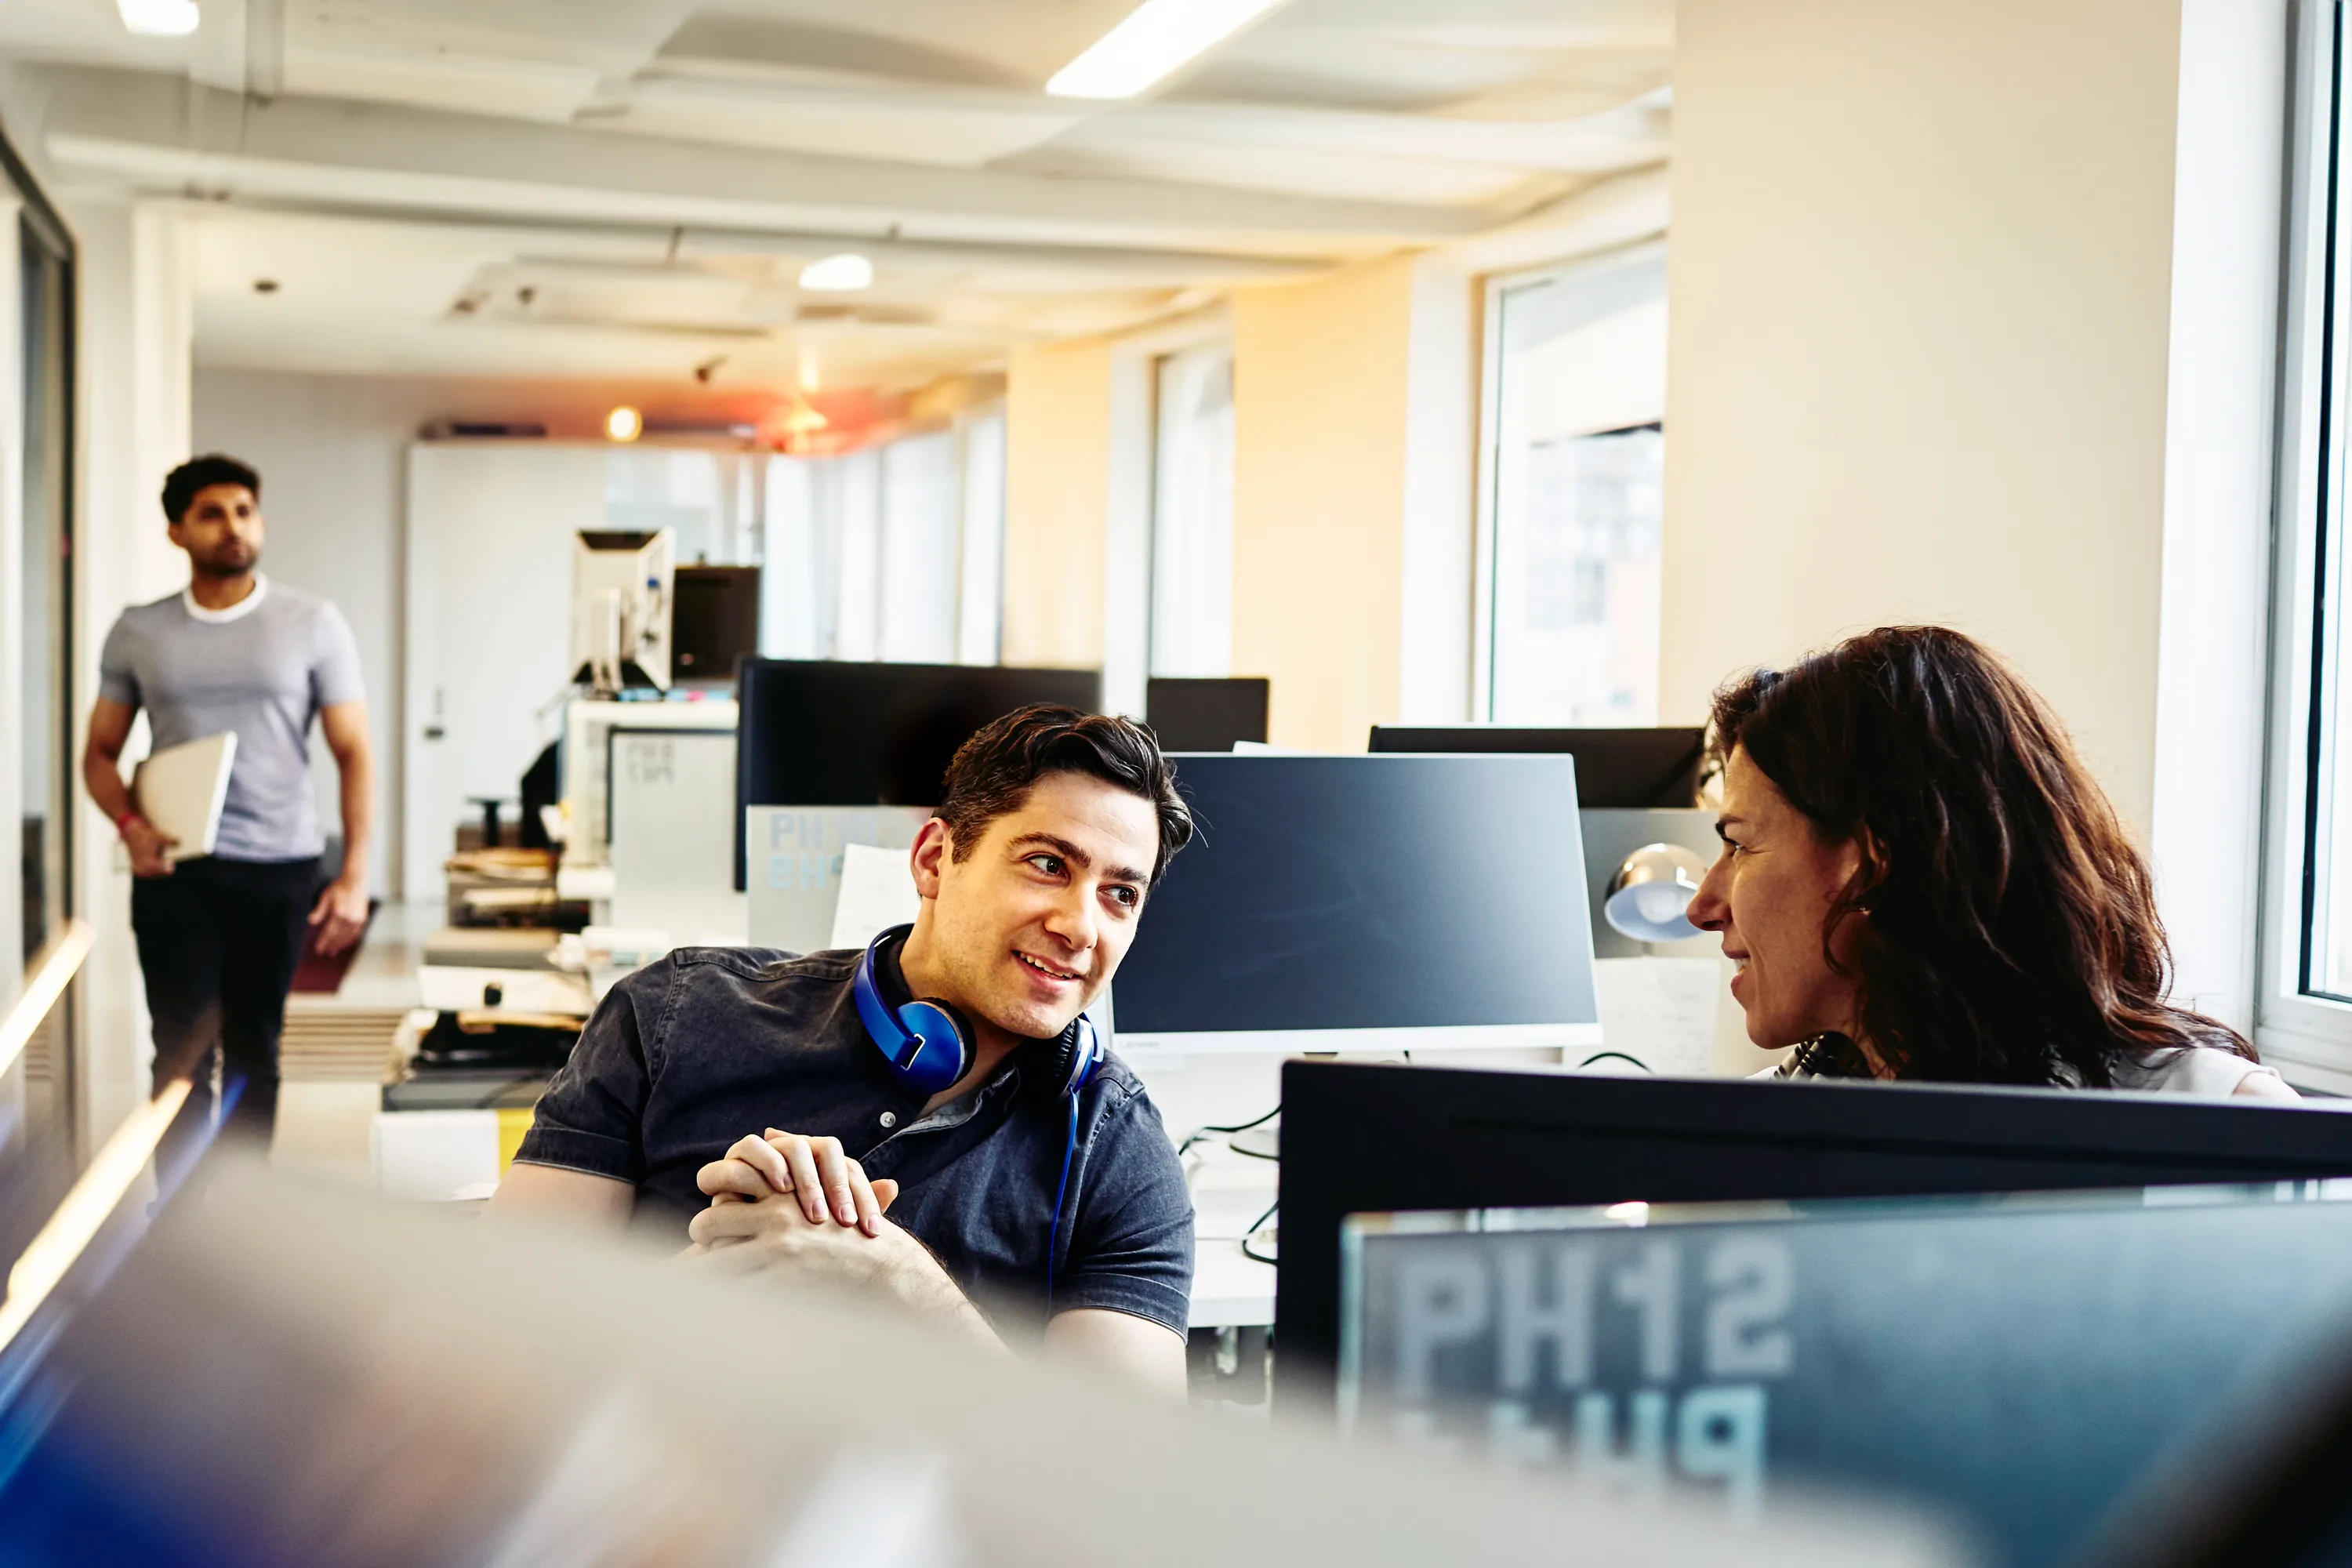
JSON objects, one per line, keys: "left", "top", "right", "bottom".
{"left": 1686, "top": 746, "right": 1867, "bottom": 1052}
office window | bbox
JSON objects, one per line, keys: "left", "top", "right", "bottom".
{"left": 956, "top": 408, "right": 1007, "bottom": 666}
{"left": 879, "top": 430, "right": 959, "bottom": 663}
{"left": 760, "top": 420, "right": 1007, "bottom": 666}
{"left": 1481, "top": 252, "right": 1668, "bottom": 725}
{"left": 2264, "top": 3, "right": 2352, "bottom": 1079}
{"left": 1148, "top": 342, "right": 1235, "bottom": 678}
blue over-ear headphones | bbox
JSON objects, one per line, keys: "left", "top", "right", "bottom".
{"left": 852, "top": 924, "right": 1107, "bottom": 1314}
{"left": 852, "top": 924, "right": 1105, "bottom": 1100}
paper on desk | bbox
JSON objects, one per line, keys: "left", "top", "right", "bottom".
{"left": 827, "top": 842, "right": 922, "bottom": 951}
{"left": 1593, "top": 957, "right": 1723, "bottom": 1076}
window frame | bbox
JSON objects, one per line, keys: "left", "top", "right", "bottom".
{"left": 1471, "top": 242, "right": 1669, "bottom": 725}
{"left": 2259, "top": 0, "right": 2352, "bottom": 1088}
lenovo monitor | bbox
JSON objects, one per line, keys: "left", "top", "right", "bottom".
{"left": 1108, "top": 753, "right": 1600, "bottom": 1054}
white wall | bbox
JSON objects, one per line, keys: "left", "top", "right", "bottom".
{"left": 1662, "top": 0, "right": 2187, "bottom": 837}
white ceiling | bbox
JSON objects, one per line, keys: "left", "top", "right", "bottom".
{"left": 0, "top": 0, "right": 1674, "bottom": 390}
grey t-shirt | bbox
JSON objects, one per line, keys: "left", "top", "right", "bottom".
{"left": 98, "top": 576, "right": 365, "bottom": 863}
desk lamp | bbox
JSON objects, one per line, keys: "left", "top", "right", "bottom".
{"left": 1602, "top": 842, "right": 1708, "bottom": 943}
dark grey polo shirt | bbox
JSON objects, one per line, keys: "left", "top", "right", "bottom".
{"left": 514, "top": 943, "right": 1194, "bottom": 1338}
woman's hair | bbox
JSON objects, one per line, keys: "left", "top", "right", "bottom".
{"left": 1707, "top": 626, "right": 2252, "bottom": 1086}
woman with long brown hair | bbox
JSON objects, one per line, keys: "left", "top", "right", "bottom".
{"left": 1686, "top": 625, "right": 2295, "bottom": 1096}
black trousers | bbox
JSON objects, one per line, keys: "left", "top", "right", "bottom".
{"left": 131, "top": 855, "right": 318, "bottom": 1149}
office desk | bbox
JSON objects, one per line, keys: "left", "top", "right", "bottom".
{"left": 1189, "top": 1237, "right": 1275, "bottom": 1328}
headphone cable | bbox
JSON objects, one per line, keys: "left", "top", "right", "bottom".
{"left": 1044, "top": 1094, "right": 1078, "bottom": 1318}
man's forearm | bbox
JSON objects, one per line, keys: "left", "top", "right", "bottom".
{"left": 84, "top": 753, "right": 133, "bottom": 825}
{"left": 335, "top": 745, "right": 373, "bottom": 884}
{"left": 881, "top": 1232, "right": 1011, "bottom": 1356}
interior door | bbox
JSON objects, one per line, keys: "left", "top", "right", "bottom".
{"left": 403, "top": 442, "right": 606, "bottom": 899}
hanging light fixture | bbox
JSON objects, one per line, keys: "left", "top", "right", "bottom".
{"left": 119, "top": 0, "right": 201, "bottom": 35}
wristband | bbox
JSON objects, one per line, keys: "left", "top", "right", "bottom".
{"left": 114, "top": 810, "right": 145, "bottom": 837}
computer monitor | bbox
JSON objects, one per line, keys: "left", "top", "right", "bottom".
{"left": 1146, "top": 677, "right": 1270, "bottom": 751}
{"left": 733, "top": 659, "right": 1102, "bottom": 890}
{"left": 570, "top": 528, "right": 676, "bottom": 693}
{"left": 1367, "top": 726, "right": 1704, "bottom": 808}
{"left": 1108, "top": 754, "right": 1600, "bottom": 1054}
{"left": 1338, "top": 1185, "right": 2352, "bottom": 1567}
{"left": 1275, "top": 1062, "right": 2352, "bottom": 1413}
{"left": 670, "top": 565, "right": 760, "bottom": 681}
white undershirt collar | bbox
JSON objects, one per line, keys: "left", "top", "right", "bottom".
{"left": 183, "top": 573, "right": 269, "bottom": 625}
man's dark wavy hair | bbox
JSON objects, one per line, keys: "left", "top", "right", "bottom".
{"left": 162, "top": 454, "right": 261, "bottom": 524}
{"left": 937, "top": 706, "right": 1192, "bottom": 886}
{"left": 1708, "top": 625, "right": 2253, "bottom": 1087}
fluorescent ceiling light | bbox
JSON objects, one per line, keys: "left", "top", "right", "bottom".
{"left": 798, "top": 253, "right": 874, "bottom": 292}
{"left": 119, "top": 0, "right": 201, "bottom": 37}
{"left": 1046, "top": 0, "right": 1290, "bottom": 100}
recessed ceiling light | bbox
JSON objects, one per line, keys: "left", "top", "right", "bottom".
{"left": 1046, "top": 0, "right": 1289, "bottom": 100}
{"left": 605, "top": 405, "right": 643, "bottom": 443}
{"left": 118, "top": 0, "right": 201, "bottom": 38}
{"left": 797, "top": 253, "right": 873, "bottom": 292}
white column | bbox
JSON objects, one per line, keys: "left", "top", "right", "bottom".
{"left": 66, "top": 197, "right": 193, "bottom": 1152}
{"left": 2147, "top": 0, "right": 2291, "bottom": 1035}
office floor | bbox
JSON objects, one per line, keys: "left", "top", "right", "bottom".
{"left": 270, "top": 900, "right": 437, "bottom": 1188}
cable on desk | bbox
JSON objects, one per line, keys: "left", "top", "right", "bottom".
{"left": 1178, "top": 1103, "right": 1279, "bottom": 1156}
{"left": 1240, "top": 1197, "right": 1279, "bottom": 1266}
{"left": 1577, "top": 1050, "right": 1653, "bottom": 1073}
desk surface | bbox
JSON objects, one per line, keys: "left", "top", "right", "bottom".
{"left": 1190, "top": 1236, "right": 1275, "bottom": 1327}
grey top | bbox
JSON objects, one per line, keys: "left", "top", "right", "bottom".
{"left": 98, "top": 576, "right": 365, "bottom": 863}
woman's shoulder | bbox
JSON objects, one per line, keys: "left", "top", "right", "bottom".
{"left": 2118, "top": 1041, "right": 2299, "bottom": 1101}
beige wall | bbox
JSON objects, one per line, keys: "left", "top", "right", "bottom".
{"left": 1662, "top": 0, "right": 2185, "bottom": 835}
{"left": 1232, "top": 256, "right": 1418, "bottom": 750}
{"left": 1002, "top": 336, "right": 1112, "bottom": 669}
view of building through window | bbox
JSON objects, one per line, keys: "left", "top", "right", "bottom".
{"left": 1484, "top": 252, "right": 1668, "bottom": 726}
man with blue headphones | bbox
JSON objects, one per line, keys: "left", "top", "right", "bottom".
{"left": 489, "top": 706, "right": 1196, "bottom": 1395}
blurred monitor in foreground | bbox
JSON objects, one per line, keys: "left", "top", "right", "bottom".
{"left": 1109, "top": 754, "right": 1599, "bottom": 1055}
{"left": 1276, "top": 1063, "right": 2352, "bottom": 1415}
{"left": 733, "top": 658, "right": 1101, "bottom": 889}
{"left": 1340, "top": 1185, "right": 2352, "bottom": 1568}
{"left": 0, "top": 1161, "right": 1965, "bottom": 1568}
{"left": 1367, "top": 725, "right": 1704, "bottom": 808}
{"left": 1145, "top": 676, "right": 1269, "bottom": 751}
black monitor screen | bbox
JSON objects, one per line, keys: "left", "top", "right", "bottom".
{"left": 1145, "top": 677, "right": 1269, "bottom": 751}
{"left": 1110, "top": 755, "right": 1598, "bottom": 1044}
{"left": 733, "top": 659, "right": 1101, "bottom": 888}
{"left": 1275, "top": 1062, "right": 2352, "bottom": 1417}
{"left": 1367, "top": 726, "right": 1704, "bottom": 808}
{"left": 671, "top": 566, "right": 760, "bottom": 680}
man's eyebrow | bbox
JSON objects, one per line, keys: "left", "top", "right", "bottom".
{"left": 1714, "top": 813, "right": 1748, "bottom": 836}
{"left": 1011, "top": 832, "right": 1148, "bottom": 885}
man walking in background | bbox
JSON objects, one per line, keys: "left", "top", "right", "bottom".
{"left": 82, "top": 453, "right": 375, "bottom": 1147}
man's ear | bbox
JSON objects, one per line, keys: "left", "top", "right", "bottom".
{"left": 908, "top": 817, "right": 950, "bottom": 900}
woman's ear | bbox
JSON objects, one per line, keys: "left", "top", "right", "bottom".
{"left": 1845, "top": 827, "right": 1889, "bottom": 909}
